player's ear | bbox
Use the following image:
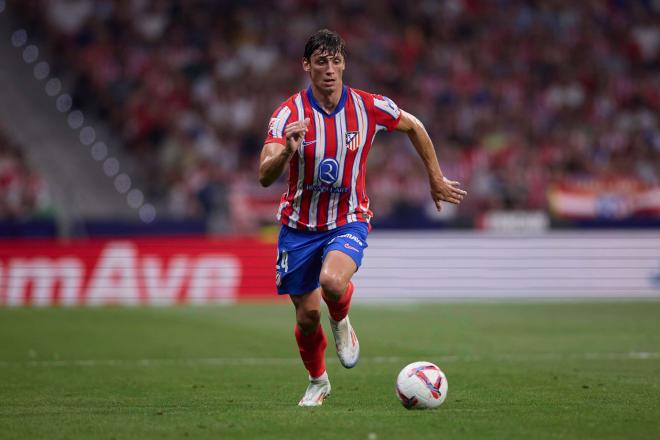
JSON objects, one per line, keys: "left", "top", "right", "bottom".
{"left": 302, "top": 58, "right": 311, "bottom": 72}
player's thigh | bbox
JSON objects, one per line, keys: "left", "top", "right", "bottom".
{"left": 320, "top": 250, "right": 357, "bottom": 289}
{"left": 320, "top": 222, "right": 369, "bottom": 290}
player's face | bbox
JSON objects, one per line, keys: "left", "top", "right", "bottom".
{"left": 303, "top": 50, "right": 345, "bottom": 94}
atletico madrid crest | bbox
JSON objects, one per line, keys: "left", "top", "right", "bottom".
{"left": 345, "top": 131, "right": 360, "bottom": 151}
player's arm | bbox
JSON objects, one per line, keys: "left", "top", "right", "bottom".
{"left": 394, "top": 110, "right": 467, "bottom": 211}
{"left": 259, "top": 118, "right": 310, "bottom": 187}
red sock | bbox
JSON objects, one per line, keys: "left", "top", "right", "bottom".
{"left": 294, "top": 324, "right": 327, "bottom": 378}
{"left": 322, "top": 281, "right": 354, "bottom": 322}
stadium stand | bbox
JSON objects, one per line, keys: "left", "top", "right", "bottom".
{"left": 6, "top": 0, "right": 660, "bottom": 231}
{"left": 0, "top": 127, "right": 51, "bottom": 219}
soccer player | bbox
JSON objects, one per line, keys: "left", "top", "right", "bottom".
{"left": 258, "top": 29, "right": 466, "bottom": 406}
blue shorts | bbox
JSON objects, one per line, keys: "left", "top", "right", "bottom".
{"left": 276, "top": 222, "right": 369, "bottom": 295}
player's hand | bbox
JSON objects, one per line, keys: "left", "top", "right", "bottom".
{"left": 285, "top": 118, "right": 310, "bottom": 153}
{"left": 430, "top": 176, "right": 467, "bottom": 211}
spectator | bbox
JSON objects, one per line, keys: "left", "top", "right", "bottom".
{"left": 0, "top": 128, "right": 52, "bottom": 219}
{"left": 9, "top": 0, "right": 659, "bottom": 227}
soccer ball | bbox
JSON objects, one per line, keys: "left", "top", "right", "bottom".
{"left": 395, "top": 361, "right": 448, "bottom": 409}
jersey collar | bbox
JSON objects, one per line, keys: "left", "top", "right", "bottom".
{"left": 306, "top": 85, "right": 348, "bottom": 117}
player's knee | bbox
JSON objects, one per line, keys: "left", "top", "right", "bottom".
{"left": 297, "top": 308, "right": 321, "bottom": 332}
{"left": 320, "top": 272, "right": 347, "bottom": 302}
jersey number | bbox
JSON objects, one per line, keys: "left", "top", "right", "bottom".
{"left": 276, "top": 250, "right": 289, "bottom": 273}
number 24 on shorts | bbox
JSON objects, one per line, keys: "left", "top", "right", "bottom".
{"left": 276, "top": 250, "right": 289, "bottom": 273}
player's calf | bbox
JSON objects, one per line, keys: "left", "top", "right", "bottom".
{"left": 296, "top": 308, "right": 321, "bottom": 334}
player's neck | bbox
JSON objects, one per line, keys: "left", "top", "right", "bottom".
{"left": 309, "top": 83, "right": 343, "bottom": 114}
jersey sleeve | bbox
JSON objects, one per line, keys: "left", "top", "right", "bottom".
{"left": 371, "top": 94, "right": 401, "bottom": 132}
{"left": 264, "top": 103, "right": 293, "bottom": 145}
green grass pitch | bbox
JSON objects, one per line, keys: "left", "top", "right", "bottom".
{"left": 1, "top": 301, "right": 659, "bottom": 439}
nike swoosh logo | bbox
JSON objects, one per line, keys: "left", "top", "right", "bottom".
{"left": 302, "top": 140, "right": 316, "bottom": 146}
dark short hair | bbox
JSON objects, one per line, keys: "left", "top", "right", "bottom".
{"left": 303, "top": 29, "right": 347, "bottom": 60}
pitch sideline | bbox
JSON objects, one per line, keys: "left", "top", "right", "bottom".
{"left": 0, "top": 352, "right": 658, "bottom": 368}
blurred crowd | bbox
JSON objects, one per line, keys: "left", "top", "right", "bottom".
{"left": 10, "top": 0, "right": 660, "bottom": 227}
{"left": 0, "top": 128, "right": 51, "bottom": 219}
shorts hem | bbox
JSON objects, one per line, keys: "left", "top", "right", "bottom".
{"left": 277, "top": 283, "right": 321, "bottom": 296}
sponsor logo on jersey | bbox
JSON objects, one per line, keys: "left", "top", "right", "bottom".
{"left": 318, "top": 158, "right": 339, "bottom": 184}
{"left": 304, "top": 184, "right": 349, "bottom": 193}
{"left": 345, "top": 131, "right": 360, "bottom": 151}
{"left": 302, "top": 139, "right": 316, "bottom": 146}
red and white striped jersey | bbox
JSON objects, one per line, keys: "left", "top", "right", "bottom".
{"left": 265, "top": 86, "right": 401, "bottom": 231}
